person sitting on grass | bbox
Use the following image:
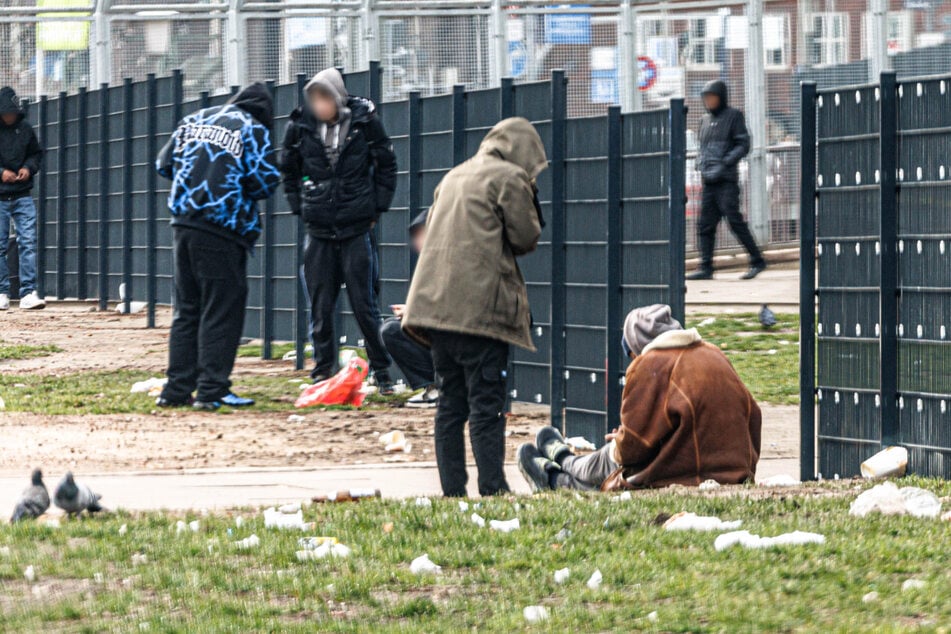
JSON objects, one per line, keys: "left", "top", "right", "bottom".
{"left": 518, "top": 304, "right": 762, "bottom": 492}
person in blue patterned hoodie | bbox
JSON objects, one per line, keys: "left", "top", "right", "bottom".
{"left": 155, "top": 83, "right": 281, "bottom": 410}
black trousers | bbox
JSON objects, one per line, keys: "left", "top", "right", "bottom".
{"left": 302, "top": 232, "right": 391, "bottom": 379}
{"left": 380, "top": 317, "right": 435, "bottom": 390}
{"left": 697, "top": 181, "right": 764, "bottom": 270}
{"left": 162, "top": 227, "right": 248, "bottom": 403}
{"left": 429, "top": 330, "right": 510, "bottom": 497}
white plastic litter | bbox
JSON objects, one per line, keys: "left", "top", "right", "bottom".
{"left": 278, "top": 503, "right": 301, "bottom": 514}
{"left": 759, "top": 474, "right": 801, "bottom": 487}
{"left": 663, "top": 512, "right": 742, "bottom": 532}
{"left": 471, "top": 513, "right": 486, "bottom": 528}
{"left": 118, "top": 524, "right": 128, "bottom": 536}
{"left": 898, "top": 487, "right": 942, "bottom": 518}
{"left": 902, "top": 579, "right": 926, "bottom": 592}
{"left": 698, "top": 479, "right": 721, "bottom": 491}
{"left": 458, "top": 501, "right": 469, "bottom": 513}
{"left": 647, "top": 611, "right": 659, "bottom": 622}
{"left": 188, "top": 520, "right": 200, "bottom": 532}
{"left": 233, "top": 534, "right": 260, "bottom": 550}
{"left": 414, "top": 497, "right": 432, "bottom": 509}
{"left": 296, "top": 542, "right": 351, "bottom": 560}
{"left": 235, "top": 516, "right": 244, "bottom": 528}
{"left": 116, "top": 301, "right": 148, "bottom": 315}
{"left": 409, "top": 553, "right": 442, "bottom": 575}
{"left": 24, "top": 565, "right": 36, "bottom": 582}
{"left": 286, "top": 414, "right": 306, "bottom": 423}
{"left": 612, "top": 491, "right": 633, "bottom": 502}
{"left": 553, "top": 568, "right": 570, "bottom": 584}
{"left": 523, "top": 606, "right": 550, "bottom": 623}
{"left": 586, "top": 569, "right": 603, "bottom": 590}
{"left": 175, "top": 520, "right": 188, "bottom": 535}
{"left": 862, "top": 591, "right": 879, "bottom": 603}
{"left": 860, "top": 446, "right": 909, "bottom": 479}
{"left": 565, "top": 436, "right": 597, "bottom": 452}
{"left": 698, "top": 317, "right": 717, "bottom": 328}
{"left": 849, "top": 482, "right": 942, "bottom": 518}
{"left": 379, "top": 430, "right": 412, "bottom": 453}
{"left": 714, "top": 530, "right": 825, "bottom": 551}
{"left": 489, "top": 518, "right": 520, "bottom": 533}
{"left": 263, "top": 507, "right": 308, "bottom": 530}
{"left": 130, "top": 377, "right": 167, "bottom": 395}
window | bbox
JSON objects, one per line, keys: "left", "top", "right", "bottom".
{"left": 763, "top": 14, "right": 789, "bottom": 69}
{"left": 687, "top": 18, "right": 719, "bottom": 68}
{"left": 862, "top": 11, "right": 913, "bottom": 57}
{"left": 806, "top": 13, "right": 849, "bottom": 66}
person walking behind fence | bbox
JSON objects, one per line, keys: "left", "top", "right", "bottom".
{"left": 687, "top": 80, "right": 767, "bottom": 281}
{"left": 155, "top": 83, "right": 281, "bottom": 410}
{"left": 0, "top": 86, "right": 45, "bottom": 310}
{"left": 281, "top": 68, "right": 398, "bottom": 392}
{"left": 380, "top": 210, "right": 438, "bottom": 408}
{"left": 402, "top": 117, "right": 547, "bottom": 497}
{"left": 518, "top": 304, "right": 762, "bottom": 492}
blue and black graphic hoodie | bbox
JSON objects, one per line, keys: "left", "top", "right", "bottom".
{"left": 156, "top": 83, "right": 281, "bottom": 249}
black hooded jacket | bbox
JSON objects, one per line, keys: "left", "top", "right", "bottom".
{"left": 281, "top": 96, "right": 398, "bottom": 241}
{"left": 698, "top": 80, "right": 750, "bottom": 185}
{"left": 156, "top": 83, "right": 281, "bottom": 248}
{"left": 0, "top": 87, "right": 43, "bottom": 198}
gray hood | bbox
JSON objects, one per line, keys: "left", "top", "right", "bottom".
{"left": 305, "top": 68, "right": 350, "bottom": 115}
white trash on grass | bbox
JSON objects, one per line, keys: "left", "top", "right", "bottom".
{"left": 414, "top": 497, "right": 432, "bottom": 509}
{"left": 862, "top": 591, "right": 879, "bottom": 603}
{"left": 233, "top": 534, "right": 260, "bottom": 550}
{"left": 118, "top": 524, "right": 128, "bottom": 536}
{"left": 758, "top": 474, "right": 801, "bottom": 487}
{"left": 860, "top": 446, "right": 908, "bottom": 479}
{"left": 458, "top": 501, "right": 469, "bottom": 513}
{"left": 489, "top": 518, "right": 520, "bottom": 533}
{"left": 523, "top": 606, "right": 550, "bottom": 623}
{"left": 698, "top": 479, "right": 721, "bottom": 491}
{"left": 130, "top": 377, "right": 167, "bottom": 395}
{"left": 714, "top": 530, "right": 825, "bottom": 551}
{"left": 586, "top": 569, "right": 603, "bottom": 590}
{"left": 902, "top": 578, "right": 926, "bottom": 592}
{"left": 409, "top": 553, "right": 441, "bottom": 575}
{"left": 278, "top": 503, "right": 301, "bottom": 514}
{"left": 471, "top": 513, "right": 486, "bottom": 528}
{"left": 611, "top": 491, "right": 633, "bottom": 502}
{"left": 263, "top": 507, "right": 310, "bottom": 530}
{"left": 296, "top": 542, "right": 351, "bottom": 561}
{"left": 849, "top": 482, "right": 942, "bottom": 518}
{"left": 23, "top": 565, "right": 36, "bottom": 582}
{"left": 663, "top": 512, "right": 742, "bottom": 532}
{"left": 553, "top": 568, "right": 570, "bottom": 584}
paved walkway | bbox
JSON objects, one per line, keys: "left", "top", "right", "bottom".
{"left": 686, "top": 265, "right": 799, "bottom": 313}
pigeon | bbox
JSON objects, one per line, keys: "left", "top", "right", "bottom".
{"left": 53, "top": 472, "right": 103, "bottom": 516}
{"left": 10, "top": 469, "right": 50, "bottom": 523}
{"left": 759, "top": 304, "right": 777, "bottom": 329}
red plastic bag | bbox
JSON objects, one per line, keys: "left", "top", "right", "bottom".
{"left": 294, "top": 357, "right": 370, "bottom": 408}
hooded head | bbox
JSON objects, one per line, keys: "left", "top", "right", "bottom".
{"left": 478, "top": 117, "right": 548, "bottom": 179}
{"left": 305, "top": 68, "right": 350, "bottom": 123}
{"left": 701, "top": 80, "right": 728, "bottom": 114}
{"left": 227, "top": 82, "right": 274, "bottom": 129}
{"left": 622, "top": 304, "right": 683, "bottom": 357}
{"left": 0, "top": 86, "right": 24, "bottom": 126}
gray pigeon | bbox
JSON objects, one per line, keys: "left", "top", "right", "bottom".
{"left": 53, "top": 472, "right": 103, "bottom": 516}
{"left": 10, "top": 468, "right": 50, "bottom": 523}
{"left": 759, "top": 304, "right": 777, "bottom": 329}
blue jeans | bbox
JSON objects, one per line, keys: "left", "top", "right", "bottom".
{"left": 0, "top": 196, "right": 38, "bottom": 298}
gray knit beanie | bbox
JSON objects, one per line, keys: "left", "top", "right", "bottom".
{"left": 622, "top": 304, "right": 682, "bottom": 357}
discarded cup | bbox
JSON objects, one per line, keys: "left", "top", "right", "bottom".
{"left": 523, "top": 606, "right": 550, "bottom": 623}
{"left": 861, "top": 446, "right": 909, "bottom": 479}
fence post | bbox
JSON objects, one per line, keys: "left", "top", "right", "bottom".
{"left": 879, "top": 71, "right": 900, "bottom": 448}
{"left": 500, "top": 76, "right": 514, "bottom": 119}
{"left": 745, "top": 0, "right": 770, "bottom": 245}
{"left": 452, "top": 84, "right": 466, "bottom": 165}
{"left": 489, "top": 0, "right": 508, "bottom": 87}
{"left": 261, "top": 80, "right": 277, "bottom": 360}
{"left": 408, "top": 91, "right": 422, "bottom": 237}
{"left": 122, "top": 78, "right": 134, "bottom": 315}
{"left": 56, "top": 92, "right": 67, "bottom": 299}
{"left": 172, "top": 69, "right": 184, "bottom": 125}
{"left": 619, "top": 0, "right": 641, "bottom": 113}
{"left": 799, "top": 81, "right": 818, "bottom": 481}
{"left": 295, "top": 73, "right": 308, "bottom": 372}
{"left": 668, "top": 98, "right": 687, "bottom": 325}
{"left": 77, "top": 87, "right": 88, "bottom": 300}
{"left": 200, "top": 91, "right": 210, "bottom": 110}
{"left": 98, "top": 84, "right": 110, "bottom": 311}
{"left": 362, "top": 0, "right": 380, "bottom": 66}
{"left": 369, "top": 60, "right": 382, "bottom": 105}
{"left": 606, "top": 106, "right": 623, "bottom": 434}
{"left": 146, "top": 74, "right": 158, "bottom": 328}
{"left": 226, "top": 0, "right": 247, "bottom": 88}
{"left": 868, "top": 0, "right": 890, "bottom": 82}
{"left": 37, "top": 96, "right": 48, "bottom": 299}
{"left": 550, "top": 69, "right": 567, "bottom": 432}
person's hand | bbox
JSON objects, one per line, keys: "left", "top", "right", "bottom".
{"left": 1, "top": 170, "right": 16, "bottom": 183}
{"left": 15, "top": 168, "right": 30, "bottom": 181}
{"left": 605, "top": 427, "right": 620, "bottom": 442}
{"left": 391, "top": 304, "right": 406, "bottom": 318}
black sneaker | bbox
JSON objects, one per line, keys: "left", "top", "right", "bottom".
{"left": 311, "top": 373, "right": 332, "bottom": 385}
{"left": 741, "top": 263, "right": 767, "bottom": 280}
{"left": 535, "top": 426, "right": 573, "bottom": 464}
{"left": 155, "top": 396, "right": 194, "bottom": 408}
{"left": 686, "top": 268, "right": 714, "bottom": 281}
{"left": 373, "top": 372, "right": 395, "bottom": 396}
{"left": 517, "top": 444, "right": 558, "bottom": 494}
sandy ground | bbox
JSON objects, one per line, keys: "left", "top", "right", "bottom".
{"left": 0, "top": 303, "right": 799, "bottom": 477}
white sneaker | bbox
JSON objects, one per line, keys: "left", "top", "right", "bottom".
{"left": 0, "top": 294, "right": 8, "bottom": 310}
{"left": 19, "top": 291, "right": 46, "bottom": 310}
{"left": 405, "top": 385, "right": 439, "bottom": 409}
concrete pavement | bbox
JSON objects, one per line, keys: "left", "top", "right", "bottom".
{"left": 686, "top": 265, "right": 799, "bottom": 313}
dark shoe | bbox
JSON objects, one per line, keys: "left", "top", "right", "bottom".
{"left": 192, "top": 400, "right": 221, "bottom": 411}
{"left": 405, "top": 385, "right": 439, "bottom": 409}
{"left": 535, "top": 426, "right": 573, "bottom": 464}
{"left": 155, "top": 396, "right": 194, "bottom": 408}
{"left": 373, "top": 372, "right": 395, "bottom": 396}
{"left": 741, "top": 263, "right": 767, "bottom": 280}
{"left": 517, "top": 444, "right": 558, "bottom": 494}
{"left": 686, "top": 268, "right": 714, "bottom": 281}
{"left": 220, "top": 393, "right": 255, "bottom": 407}
{"left": 311, "top": 373, "right": 332, "bottom": 385}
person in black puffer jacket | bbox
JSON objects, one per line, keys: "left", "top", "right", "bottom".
{"left": 281, "top": 68, "right": 398, "bottom": 388}
{"left": 688, "top": 80, "right": 766, "bottom": 281}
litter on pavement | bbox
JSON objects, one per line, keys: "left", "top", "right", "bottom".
{"left": 380, "top": 430, "right": 411, "bottom": 453}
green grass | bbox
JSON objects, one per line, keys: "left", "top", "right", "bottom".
{"left": 236, "top": 342, "right": 297, "bottom": 359}
{"left": 0, "top": 341, "right": 61, "bottom": 361}
{"left": 688, "top": 313, "right": 800, "bottom": 406}
{"left": 2, "top": 479, "right": 950, "bottom": 631}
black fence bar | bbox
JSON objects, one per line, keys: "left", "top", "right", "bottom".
{"left": 122, "top": 78, "right": 134, "bottom": 315}
{"left": 500, "top": 77, "right": 514, "bottom": 119}
{"left": 56, "top": 92, "right": 66, "bottom": 299}
{"left": 261, "top": 80, "right": 277, "bottom": 360}
{"left": 36, "top": 96, "right": 47, "bottom": 299}
{"left": 667, "top": 98, "right": 687, "bottom": 325}
{"left": 97, "top": 83, "right": 109, "bottom": 311}
{"left": 605, "top": 106, "right": 623, "bottom": 432}
{"left": 451, "top": 84, "right": 466, "bottom": 166}
{"left": 76, "top": 87, "right": 88, "bottom": 300}
{"left": 878, "top": 71, "right": 900, "bottom": 447}
{"left": 799, "top": 81, "right": 818, "bottom": 482}
{"left": 146, "top": 74, "right": 158, "bottom": 328}
{"left": 549, "top": 69, "right": 567, "bottom": 432}
{"left": 294, "top": 73, "right": 308, "bottom": 372}
{"left": 407, "top": 91, "right": 422, "bottom": 233}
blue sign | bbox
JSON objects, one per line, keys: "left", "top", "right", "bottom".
{"left": 545, "top": 8, "right": 591, "bottom": 45}
{"left": 590, "top": 69, "right": 619, "bottom": 104}
{"left": 509, "top": 41, "right": 528, "bottom": 78}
